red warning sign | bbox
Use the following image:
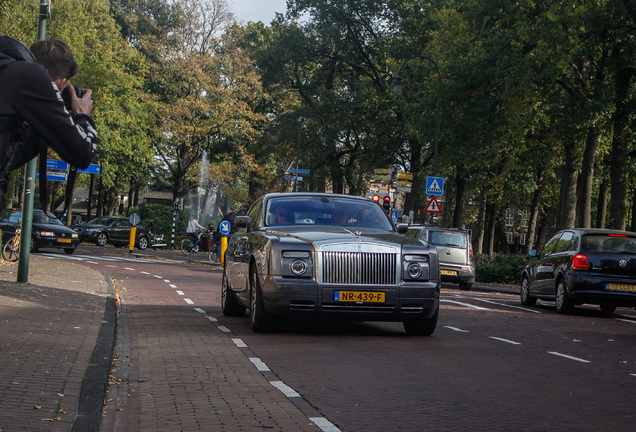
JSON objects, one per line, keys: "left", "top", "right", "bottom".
{"left": 424, "top": 196, "right": 442, "bottom": 213}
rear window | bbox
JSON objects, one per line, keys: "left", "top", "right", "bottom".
{"left": 582, "top": 235, "right": 636, "bottom": 253}
{"left": 427, "top": 230, "right": 467, "bottom": 248}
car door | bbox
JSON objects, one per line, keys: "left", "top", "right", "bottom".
{"left": 109, "top": 219, "right": 131, "bottom": 243}
{"left": 530, "top": 232, "right": 563, "bottom": 295}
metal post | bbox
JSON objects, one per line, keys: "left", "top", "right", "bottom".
{"left": 17, "top": 0, "right": 50, "bottom": 282}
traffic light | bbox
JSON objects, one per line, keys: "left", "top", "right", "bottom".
{"left": 383, "top": 195, "right": 391, "bottom": 211}
{"left": 372, "top": 194, "right": 380, "bottom": 203}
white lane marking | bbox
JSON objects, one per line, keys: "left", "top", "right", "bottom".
{"left": 184, "top": 298, "right": 194, "bottom": 305}
{"left": 490, "top": 336, "right": 521, "bottom": 345}
{"left": 615, "top": 318, "right": 636, "bottom": 325}
{"left": 310, "top": 417, "right": 341, "bottom": 432}
{"left": 473, "top": 298, "right": 542, "bottom": 313}
{"left": 249, "top": 357, "right": 271, "bottom": 371}
{"left": 106, "top": 265, "right": 117, "bottom": 268}
{"left": 176, "top": 290, "right": 184, "bottom": 296}
{"left": 169, "top": 284, "right": 177, "bottom": 288}
{"left": 441, "top": 299, "right": 489, "bottom": 310}
{"left": 163, "top": 279, "right": 170, "bottom": 283}
{"left": 270, "top": 381, "right": 300, "bottom": 398}
{"left": 630, "top": 374, "right": 636, "bottom": 377}
{"left": 548, "top": 352, "right": 591, "bottom": 363}
{"left": 124, "top": 267, "right": 136, "bottom": 271}
{"left": 153, "top": 274, "right": 163, "bottom": 278}
{"left": 444, "top": 326, "right": 469, "bottom": 333}
{"left": 217, "top": 326, "right": 231, "bottom": 333}
{"left": 140, "top": 271, "right": 151, "bottom": 275}
{"left": 233, "top": 338, "right": 248, "bottom": 348}
{"left": 87, "top": 261, "right": 98, "bottom": 264}
{"left": 194, "top": 308, "right": 206, "bottom": 314}
{"left": 206, "top": 316, "right": 218, "bottom": 322}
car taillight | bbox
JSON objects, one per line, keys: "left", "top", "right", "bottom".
{"left": 572, "top": 254, "right": 591, "bottom": 270}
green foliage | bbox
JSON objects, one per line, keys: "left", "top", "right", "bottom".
{"left": 473, "top": 253, "right": 528, "bottom": 284}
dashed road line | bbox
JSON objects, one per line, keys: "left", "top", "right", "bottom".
{"left": 444, "top": 326, "right": 469, "bottom": 332}
{"left": 441, "top": 299, "right": 489, "bottom": 310}
{"left": 217, "top": 326, "right": 231, "bottom": 333}
{"left": 548, "top": 351, "right": 591, "bottom": 363}
{"left": 184, "top": 298, "right": 194, "bottom": 305}
{"left": 176, "top": 290, "right": 184, "bottom": 295}
{"left": 473, "top": 298, "right": 542, "bottom": 313}
{"left": 233, "top": 338, "right": 248, "bottom": 348}
{"left": 310, "top": 417, "right": 341, "bottom": 432}
{"left": 490, "top": 336, "right": 521, "bottom": 345}
{"left": 270, "top": 381, "right": 301, "bottom": 398}
{"left": 249, "top": 357, "right": 270, "bottom": 371}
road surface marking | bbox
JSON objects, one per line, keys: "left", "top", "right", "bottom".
{"left": 169, "top": 284, "right": 177, "bottom": 288}
{"left": 444, "top": 326, "right": 469, "bottom": 332}
{"left": 270, "top": 381, "right": 300, "bottom": 398}
{"left": 615, "top": 318, "right": 636, "bottom": 325}
{"left": 184, "top": 298, "right": 194, "bottom": 305}
{"left": 310, "top": 417, "right": 341, "bottom": 432}
{"left": 441, "top": 299, "right": 489, "bottom": 310}
{"left": 232, "top": 338, "right": 248, "bottom": 348}
{"left": 249, "top": 357, "right": 270, "bottom": 371}
{"left": 140, "top": 271, "right": 150, "bottom": 275}
{"left": 490, "top": 337, "right": 521, "bottom": 345}
{"left": 206, "top": 316, "right": 218, "bottom": 322}
{"left": 548, "top": 352, "right": 591, "bottom": 363}
{"left": 474, "top": 298, "right": 542, "bottom": 313}
{"left": 217, "top": 326, "right": 231, "bottom": 333}
{"left": 194, "top": 308, "right": 206, "bottom": 314}
{"left": 176, "top": 290, "right": 184, "bottom": 295}
{"left": 124, "top": 267, "right": 136, "bottom": 271}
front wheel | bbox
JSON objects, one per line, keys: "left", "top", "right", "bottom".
{"left": 95, "top": 232, "right": 107, "bottom": 247}
{"left": 180, "top": 237, "right": 194, "bottom": 255}
{"left": 520, "top": 276, "right": 537, "bottom": 306}
{"left": 2, "top": 237, "right": 19, "bottom": 262}
{"left": 250, "top": 268, "right": 274, "bottom": 332}
{"left": 137, "top": 236, "right": 148, "bottom": 250}
{"left": 403, "top": 305, "right": 439, "bottom": 336}
{"left": 555, "top": 279, "right": 574, "bottom": 314}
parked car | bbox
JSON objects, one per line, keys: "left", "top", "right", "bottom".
{"left": 520, "top": 228, "right": 636, "bottom": 314}
{"left": 406, "top": 226, "right": 475, "bottom": 290}
{"left": 221, "top": 193, "right": 441, "bottom": 336}
{"left": 0, "top": 208, "right": 79, "bottom": 254}
{"left": 72, "top": 216, "right": 150, "bottom": 250}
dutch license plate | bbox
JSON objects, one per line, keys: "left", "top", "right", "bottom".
{"left": 334, "top": 291, "right": 385, "bottom": 303}
{"left": 441, "top": 270, "right": 458, "bottom": 276}
{"left": 606, "top": 283, "right": 636, "bottom": 292}
{"left": 57, "top": 238, "right": 72, "bottom": 243}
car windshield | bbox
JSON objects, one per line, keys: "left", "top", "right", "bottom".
{"left": 88, "top": 216, "right": 117, "bottom": 225}
{"left": 427, "top": 230, "right": 467, "bottom": 248}
{"left": 582, "top": 235, "right": 636, "bottom": 254}
{"left": 265, "top": 196, "right": 394, "bottom": 230}
{"left": 33, "top": 211, "right": 64, "bottom": 225}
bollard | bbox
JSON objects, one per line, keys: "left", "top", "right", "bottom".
{"left": 221, "top": 237, "right": 227, "bottom": 263}
{"left": 128, "top": 226, "right": 136, "bottom": 254}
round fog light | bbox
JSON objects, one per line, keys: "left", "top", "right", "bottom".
{"left": 290, "top": 259, "right": 307, "bottom": 276}
{"left": 407, "top": 263, "right": 422, "bottom": 279}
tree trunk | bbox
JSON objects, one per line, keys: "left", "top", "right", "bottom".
{"left": 576, "top": 123, "right": 599, "bottom": 228}
{"left": 608, "top": 63, "right": 634, "bottom": 229}
{"left": 557, "top": 139, "right": 579, "bottom": 230}
{"left": 474, "top": 189, "right": 486, "bottom": 254}
{"left": 452, "top": 167, "right": 465, "bottom": 228}
{"left": 484, "top": 200, "right": 498, "bottom": 255}
{"left": 526, "top": 170, "right": 544, "bottom": 252}
{"left": 96, "top": 177, "right": 103, "bottom": 217}
{"left": 596, "top": 179, "right": 609, "bottom": 228}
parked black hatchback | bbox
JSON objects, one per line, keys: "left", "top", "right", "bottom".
{"left": 0, "top": 208, "right": 79, "bottom": 254}
{"left": 520, "top": 228, "right": 636, "bottom": 314}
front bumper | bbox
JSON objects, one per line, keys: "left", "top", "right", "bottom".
{"left": 35, "top": 236, "right": 79, "bottom": 249}
{"left": 261, "top": 276, "right": 440, "bottom": 321}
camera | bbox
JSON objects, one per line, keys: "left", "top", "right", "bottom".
{"left": 61, "top": 84, "right": 84, "bottom": 112}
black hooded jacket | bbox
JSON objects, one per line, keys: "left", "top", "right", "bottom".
{"left": 0, "top": 36, "right": 97, "bottom": 207}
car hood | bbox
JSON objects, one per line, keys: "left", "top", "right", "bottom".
{"left": 33, "top": 223, "right": 77, "bottom": 234}
{"left": 263, "top": 226, "right": 417, "bottom": 250}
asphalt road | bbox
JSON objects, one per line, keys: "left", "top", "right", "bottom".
{"left": 38, "top": 245, "right": 636, "bottom": 431}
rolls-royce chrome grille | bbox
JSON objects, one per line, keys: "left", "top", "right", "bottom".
{"left": 322, "top": 252, "right": 397, "bottom": 285}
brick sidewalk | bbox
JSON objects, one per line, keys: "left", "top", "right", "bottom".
{"left": 0, "top": 256, "right": 114, "bottom": 432}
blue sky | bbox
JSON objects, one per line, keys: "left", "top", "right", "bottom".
{"left": 231, "top": 0, "right": 288, "bottom": 24}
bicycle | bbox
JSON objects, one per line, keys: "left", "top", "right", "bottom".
{"left": 180, "top": 230, "right": 216, "bottom": 263}
{"left": 2, "top": 227, "right": 21, "bottom": 262}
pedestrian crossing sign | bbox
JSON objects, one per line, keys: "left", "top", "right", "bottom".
{"left": 426, "top": 176, "right": 444, "bottom": 196}
{"left": 424, "top": 196, "right": 442, "bottom": 213}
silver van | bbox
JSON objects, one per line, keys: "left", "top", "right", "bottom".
{"left": 407, "top": 226, "right": 475, "bottom": 290}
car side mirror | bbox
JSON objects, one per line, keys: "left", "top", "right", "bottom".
{"left": 396, "top": 223, "right": 408, "bottom": 234}
{"left": 235, "top": 216, "right": 251, "bottom": 232}
{"left": 528, "top": 250, "right": 537, "bottom": 257}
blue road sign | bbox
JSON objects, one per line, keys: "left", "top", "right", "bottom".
{"left": 284, "top": 175, "right": 303, "bottom": 181}
{"left": 37, "top": 170, "right": 67, "bottom": 182}
{"left": 391, "top": 209, "right": 399, "bottom": 224}
{"left": 78, "top": 164, "right": 101, "bottom": 174}
{"left": 219, "top": 220, "right": 231, "bottom": 236}
{"left": 47, "top": 159, "right": 68, "bottom": 171}
{"left": 289, "top": 169, "right": 310, "bottom": 174}
{"left": 426, "top": 176, "right": 444, "bottom": 196}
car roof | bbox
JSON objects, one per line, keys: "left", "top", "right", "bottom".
{"left": 262, "top": 192, "right": 374, "bottom": 202}
{"left": 559, "top": 228, "right": 636, "bottom": 237}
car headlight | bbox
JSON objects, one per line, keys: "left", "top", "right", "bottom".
{"left": 407, "top": 263, "right": 422, "bottom": 279}
{"left": 290, "top": 260, "right": 308, "bottom": 276}
{"left": 72, "top": 233, "right": 79, "bottom": 239}
{"left": 39, "top": 231, "right": 55, "bottom": 237}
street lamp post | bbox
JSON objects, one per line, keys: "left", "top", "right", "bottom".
{"left": 393, "top": 55, "right": 442, "bottom": 177}
{"left": 270, "top": 112, "right": 327, "bottom": 192}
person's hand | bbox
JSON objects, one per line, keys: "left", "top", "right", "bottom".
{"left": 70, "top": 85, "right": 93, "bottom": 116}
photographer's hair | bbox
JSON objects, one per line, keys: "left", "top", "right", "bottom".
{"left": 29, "top": 38, "right": 78, "bottom": 80}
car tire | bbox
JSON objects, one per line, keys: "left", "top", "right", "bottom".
{"left": 137, "top": 236, "right": 148, "bottom": 250}
{"left": 250, "top": 268, "right": 274, "bottom": 332}
{"left": 520, "top": 276, "right": 537, "bottom": 306}
{"left": 30, "top": 237, "right": 37, "bottom": 253}
{"left": 95, "top": 232, "right": 107, "bottom": 247}
{"left": 600, "top": 303, "right": 617, "bottom": 313}
{"left": 221, "top": 271, "right": 246, "bottom": 316}
{"left": 459, "top": 281, "right": 472, "bottom": 291}
{"left": 64, "top": 248, "right": 75, "bottom": 255}
{"left": 555, "top": 279, "right": 574, "bottom": 314}
{"left": 403, "top": 304, "right": 439, "bottom": 336}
